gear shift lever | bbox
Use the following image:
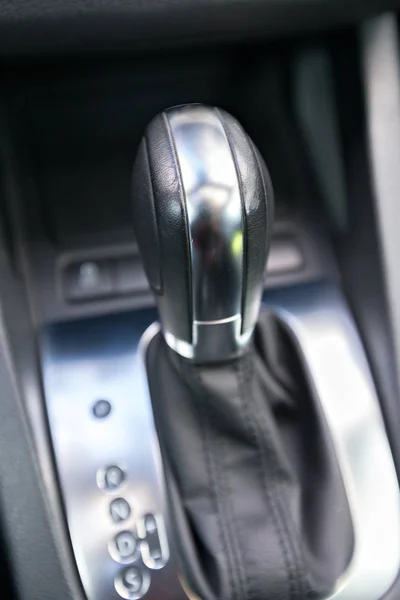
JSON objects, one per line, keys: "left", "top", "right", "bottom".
{"left": 133, "top": 104, "right": 354, "bottom": 600}
{"left": 132, "top": 104, "right": 273, "bottom": 362}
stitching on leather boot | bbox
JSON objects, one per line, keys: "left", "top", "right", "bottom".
{"left": 237, "top": 354, "right": 302, "bottom": 599}
{"left": 186, "top": 360, "right": 239, "bottom": 600}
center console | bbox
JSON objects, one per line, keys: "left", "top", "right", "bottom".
{"left": 0, "top": 13, "right": 399, "bottom": 600}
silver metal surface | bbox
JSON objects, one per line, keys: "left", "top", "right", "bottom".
{"left": 40, "top": 312, "right": 187, "bottom": 600}
{"left": 166, "top": 105, "right": 251, "bottom": 361}
{"left": 361, "top": 14, "right": 400, "bottom": 415}
{"left": 266, "top": 239, "right": 303, "bottom": 274}
{"left": 164, "top": 313, "right": 253, "bottom": 362}
{"left": 40, "top": 281, "right": 400, "bottom": 600}
{"left": 268, "top": 283, "right": 400, "bottom": 600}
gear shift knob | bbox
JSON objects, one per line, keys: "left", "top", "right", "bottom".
{"left": 132, "top": 104, "right": 274, "bottom": 362}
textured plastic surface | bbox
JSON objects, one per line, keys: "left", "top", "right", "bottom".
{"left": 0, "top": 228, "right": 84, "bottom": 600}
{"left": 0, "top": 0, "right": 399, "bottom": 56}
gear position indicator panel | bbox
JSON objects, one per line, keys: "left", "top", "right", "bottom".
{"left": 40, "top": 285, "right": 400, "bottom": 600}
{"left": 40, "top": 311, "right": 187, "bottom": 600}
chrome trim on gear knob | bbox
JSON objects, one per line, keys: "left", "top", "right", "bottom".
{"left": 165, "top": 105, "right": 254, "bottom": 362}
{"left": 168, "top": 106, "right": 243, "bottom": 324}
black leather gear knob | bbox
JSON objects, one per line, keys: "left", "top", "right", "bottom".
{"left": 132, "top": 104, "right": 274, "bottom": 362}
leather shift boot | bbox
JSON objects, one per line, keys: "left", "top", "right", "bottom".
{"left": 146, "top": 310, "right": 354, "bottom": 600}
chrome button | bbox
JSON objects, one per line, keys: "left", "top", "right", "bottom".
{"left": 115, "top": 566, "right": 150, "bottom": 600}
{"left": 97, "top": 465, "right": 125, "bottom": 493}
{"left": 137, "top": 513, "right": 169, "bottom": 570}
{"left": 109, "top": 531, "right": 138, "bottom": 563}
{"left": 110, "top": 498, "right": 131, "bottom": 524}
{"left": 92, "top": 399, "right": 112, "bottom": 419}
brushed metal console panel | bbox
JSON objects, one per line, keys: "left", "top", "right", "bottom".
{"left": 40, "top": 282, "right": 400, "bottom": 600}
{"left": 40, "top": 310, "right": 187, "bottom": 600}
{"left": 269, "top": 283, "right": 400, "bottom": 599}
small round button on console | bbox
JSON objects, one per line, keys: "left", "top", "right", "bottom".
{"left": 110, "top": 497, "right": 131, "bottom": 524}
{"left": 109, "top": 531, "right": 138, "bottom": 564}
{"left": 114, "top": 567, "right": 150, "bottom": 600}
{"left": 92, "top": 399, "right": 112, "bottom": 419}
{"left": 97, "top": 465, "right": 125, "bottom": 493}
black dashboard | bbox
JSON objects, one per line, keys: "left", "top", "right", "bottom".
{"left": 0, "top": 0, "right": 399, "bottom": 55}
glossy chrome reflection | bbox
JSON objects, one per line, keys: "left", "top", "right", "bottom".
{"left": 166, "top": 105, "right": 251, "bottom": 361}
{"left": 267, "top": 283, "right": 400, "bottom": 600}
{"left": 40, "top": 312, "right": 187, "bottom": 600}
{"left": 167, "top": 105, "right": 243, "bottom": 323}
